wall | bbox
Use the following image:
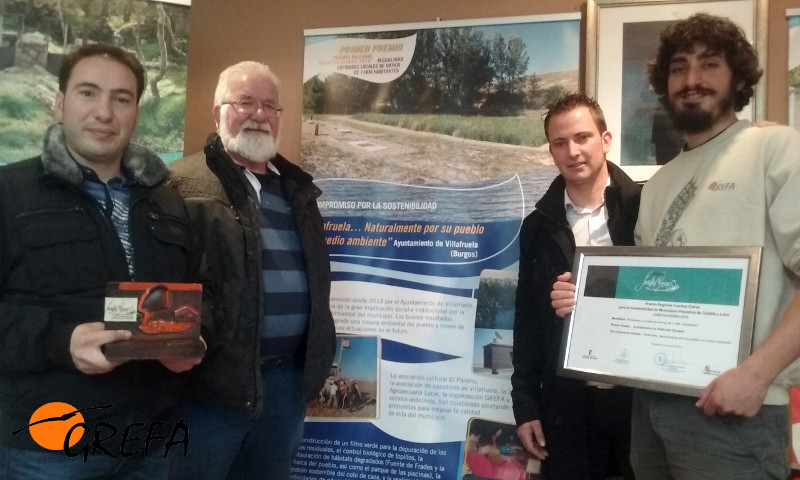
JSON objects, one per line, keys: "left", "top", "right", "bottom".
{"left": 183, "top": 0, "right": 798, "bottom": 161}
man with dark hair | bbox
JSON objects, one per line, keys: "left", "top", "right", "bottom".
{"left": 0, "top": 43, "right": 198, "bottom": 479}
{"left": 626, "top": 13, "right": 800, "bottom": 478}
{"left": 648, "top": 13, "right": 763, "bottom": 117}
{"left": 511, "top": 92, "right": 639, "bottom": 479}
{"left": 57, "top": 43, "right": 147, "bottom": 102}
{"left": 168, "top": 61, "right": 335, "bottom": 480}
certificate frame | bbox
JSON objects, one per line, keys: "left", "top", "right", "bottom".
{"left": 558, "top": 246, "right": 761, "bottom": 396}
{"left": 584, "top": 0, "right": 767, "bottom": 182}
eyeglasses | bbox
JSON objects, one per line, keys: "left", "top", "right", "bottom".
{"left": 222, "top": 98, "right": 283, "bottom": 118}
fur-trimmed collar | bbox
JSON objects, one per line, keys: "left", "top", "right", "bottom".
{"left": 40, "top": 123, "right": 169, "bottom": 186}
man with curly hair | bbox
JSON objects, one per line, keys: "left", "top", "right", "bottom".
{"left": 631, "top": 13, "right": 800, "bottom": 478}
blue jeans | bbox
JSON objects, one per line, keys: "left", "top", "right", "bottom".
{"left": 169, "top": 358, "right": 305, "bottom": 480}
{"left": 0, "top": 443, "right": 169, "bottom": 480}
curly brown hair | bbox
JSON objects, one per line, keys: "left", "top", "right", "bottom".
{"left": 647, "top": 13, "right": 762, "bottom": 112}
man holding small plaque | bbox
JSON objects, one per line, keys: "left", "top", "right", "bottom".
{"left": 511, "top": 93, "right": 640, "bottom": 479}
{"left": 554, "top": 14, "right": 800, "bottom": 479}
{"left": 0, "top": 44, "right": 200, "bottom": 478}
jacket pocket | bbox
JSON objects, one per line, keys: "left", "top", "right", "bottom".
{"left": 141, "top": 211, "right": 192, "bottom": 280}
{"left": 144, "top": 212, "right": 190, "bottom": 251}
{"left": 14, "top": 208, "right": 108, "bottom": 294}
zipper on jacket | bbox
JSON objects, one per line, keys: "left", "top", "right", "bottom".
{"left": 14, "top": 205, "right": 84, "bottom": 219}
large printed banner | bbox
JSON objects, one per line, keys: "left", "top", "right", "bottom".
{"left": 295, "top": 14, "right": 579, "bottom": 480}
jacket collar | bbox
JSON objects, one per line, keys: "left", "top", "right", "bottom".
{"left": 534, "top": 161, "right": 637, "bottom": 223}
{"left": 40, "top": 123, "right": 168, "bottom": 187}
{"left": 604, "top": 161, "right": 639, "bottom": 220}
{"left": 534, "top": 173, "right": 569, "bottom": 224}
{"left": 203, "top": 133, "right": 320, "bottom": 202}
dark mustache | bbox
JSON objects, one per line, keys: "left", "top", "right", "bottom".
{"left": 675, "top": 87, "right": 715, "bottom": 97}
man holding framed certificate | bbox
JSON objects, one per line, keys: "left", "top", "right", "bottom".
{"left": 555, "top": 13, "right": 800, "bottom": 479}
{"left": 511, "top": 93, "right": 640, "bottom": 480}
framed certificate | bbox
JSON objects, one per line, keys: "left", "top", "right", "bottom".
{"left": 558, "top": 246, "right": 761, "bottom": 396}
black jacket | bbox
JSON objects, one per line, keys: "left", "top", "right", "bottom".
{"left": 168, "top": 135, "right": 336, "bottom": 411}
{"left": 0, "top": 125, "right": 195, "bottom": 449}
{"left": 511, "top": 161, "right": 640, "bottom": 427}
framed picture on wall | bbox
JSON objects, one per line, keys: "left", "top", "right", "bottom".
{"left": 789, "top": 8, "right": 800, "bottom": 131}
{"left": 584, "top": 0, "right": 767, "bottom": 182}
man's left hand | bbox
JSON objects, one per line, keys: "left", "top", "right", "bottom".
{"left": 696, "top": 364, "right": 768, "bottom": 417}
{"left": 550, "top": 272, "right": 576, "bottom": 318}
{"left": 158, "top": 336, "right": 206, "bottom": 372}
{"left": 159, "top": 356, "right": 202, "bottom": 373}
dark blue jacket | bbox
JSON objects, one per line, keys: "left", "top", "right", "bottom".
{"left": 511, "top": 162, "right": 640, "bottom": 476}
{"left": 0, "top": 124, "right": 195, "bottom": 450}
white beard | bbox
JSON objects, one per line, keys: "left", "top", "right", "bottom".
{"left": 219, "top": 119, "right": 279, "bottom": 163}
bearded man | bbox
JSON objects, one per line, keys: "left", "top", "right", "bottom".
{"left": 628, "top": 14, "right": 800, "bottom": 479}
{"left": 167, "top": 61, "right": 335, "bottom": 480}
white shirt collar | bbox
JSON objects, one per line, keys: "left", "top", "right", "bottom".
{"left": 242, "top": 161, "right": 280, "bottom": 201}
{"left": 562, "top": 176, "right": 611, "bottom": 213}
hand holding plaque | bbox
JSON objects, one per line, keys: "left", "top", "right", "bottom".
{"left": 103, "top": 282, "right": 205, "bottom": 360}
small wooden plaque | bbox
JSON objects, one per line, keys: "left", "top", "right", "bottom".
{"left": 103, "top": 282, "right": 203, "bottom": 360}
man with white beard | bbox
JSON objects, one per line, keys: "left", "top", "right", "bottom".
{"left": 167, "top": 61, "right": 335, "bottom": 480}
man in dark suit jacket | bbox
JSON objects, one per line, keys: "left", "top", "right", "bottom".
{"left": 511, "top": 93, "right": 640, "bottom": 479}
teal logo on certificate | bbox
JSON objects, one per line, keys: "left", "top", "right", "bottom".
{"left": 585, "top": 266, "right": 742, "bottom": 305}
{"left": 635, "top": 271, "right": 679, "bottom": 293}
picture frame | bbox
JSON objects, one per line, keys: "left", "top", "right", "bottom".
{"left": 789, "top": 8, "right": 800, "bottom": 131}
{"left": 558, "top": 246, "right": 761, "bottom": 397}
{"left": 584, "top": 0, "right": 768, "bottom": 182}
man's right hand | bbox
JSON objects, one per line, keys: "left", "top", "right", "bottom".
{"left": 550, "top": 272, "right": 576, "bottom": 318}
{"left": 517, "top": 420, "right": 548, "bottom": 460}
{"left": 70, "top": 322, "right": 131, "bottom": 374}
